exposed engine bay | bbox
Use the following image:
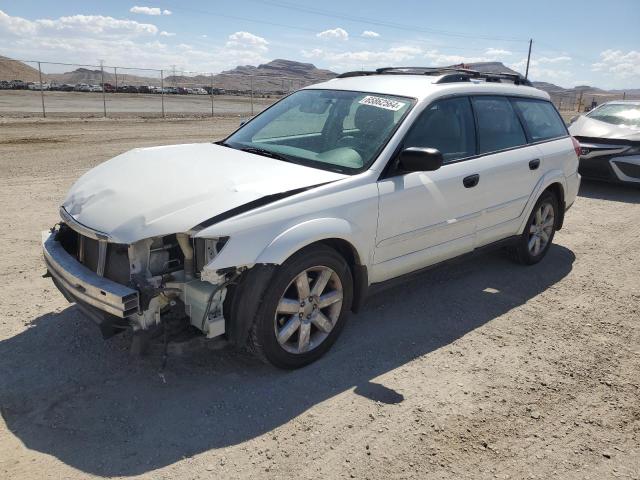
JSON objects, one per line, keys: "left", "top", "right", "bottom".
{"left": 54, "top": 221, "right": 238, "bottom": 340}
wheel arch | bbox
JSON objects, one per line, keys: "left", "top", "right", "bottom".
{"left": 224, "top": 221, "right": 370, "bottom": 347}
{"left": 518, "top": 171, "right": 567, "bottom": 235}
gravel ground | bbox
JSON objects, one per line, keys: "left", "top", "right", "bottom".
{"left": 0, "top": 117, "right": 638, "bottom": 480}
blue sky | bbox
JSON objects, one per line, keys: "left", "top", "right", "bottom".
{"left": 0, "top": 0, "right": 638, "bottom": 89}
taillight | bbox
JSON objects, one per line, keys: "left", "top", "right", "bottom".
{"left": 571, "top": 137, "right": 581, "bottom": 157}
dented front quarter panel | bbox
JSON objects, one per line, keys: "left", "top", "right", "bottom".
{"left": 196, "top": 171, "right": 380, "bottom": 279}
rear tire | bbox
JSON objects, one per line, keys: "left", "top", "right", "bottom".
{"left": 248, "top": 244, "right": 353, "bottom": 369}
{"left": 510, "top": 191, "right": 558, "bottom": 265}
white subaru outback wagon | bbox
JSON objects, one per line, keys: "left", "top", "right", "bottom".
{"left": 43, "top": 67, "right": 581, "bottom": 368}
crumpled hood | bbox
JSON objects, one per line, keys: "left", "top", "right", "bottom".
{"left": 63, "top": 143, "right": 345, "bottom": 243}
{"left": 569, "top": 115, "right": 640, "bottom": 141}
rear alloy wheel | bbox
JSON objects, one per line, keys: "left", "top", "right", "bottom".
{"left": 510, "top": 191, "right": 558, "bottom": 265}
{"left": 248, "top": 244, "right": 353, "bottom": 369}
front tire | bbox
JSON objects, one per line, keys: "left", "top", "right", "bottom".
{"left": 510, "top": 191, "right": 558, "bottom": 265}
{"left": 248, "top": 244, "right": 353, "bottom": 369}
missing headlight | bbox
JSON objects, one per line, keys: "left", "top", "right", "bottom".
{"left": 194, "top": 237, "right": 229, "bottom": 275}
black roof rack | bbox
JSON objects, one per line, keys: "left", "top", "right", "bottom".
{"left": 335, "top": 66, "right": 532, "bottom": 86}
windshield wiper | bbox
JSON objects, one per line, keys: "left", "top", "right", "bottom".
{"left": 240, "top": 146, "right": 289, "bottom": 161}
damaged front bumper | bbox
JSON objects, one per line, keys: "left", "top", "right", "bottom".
{"left": 42, "top": 230, "right": 140, "bottom": 318}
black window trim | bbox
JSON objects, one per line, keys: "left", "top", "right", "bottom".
{"left": 380, "top": 93, "right": 570, "bottom": 179}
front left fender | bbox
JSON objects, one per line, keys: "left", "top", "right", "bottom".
{"left": 255, "top": 217, "right": 364, "bottom": 265}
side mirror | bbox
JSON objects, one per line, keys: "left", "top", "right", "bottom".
{"left": 398, "top": 147, "right": 443, "bottom": 172}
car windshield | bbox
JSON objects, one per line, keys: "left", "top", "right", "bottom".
{"left": 587, "top": 103, "right": 640, "bottom": 128}
{"left": 223, "top": 89, "right": 414, "bottom": 173}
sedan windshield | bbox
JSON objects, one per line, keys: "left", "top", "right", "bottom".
{"left": 588, "top": 103, "right": 640, "bottom": 128}
{"left": 223, "top": 89, "right": 414, "bottom": 173}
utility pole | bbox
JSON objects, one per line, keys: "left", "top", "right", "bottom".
{"left": 525, "top": 38, "right": 533, "bottom": 79}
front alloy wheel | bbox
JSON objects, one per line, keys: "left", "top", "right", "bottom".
{"left": 275, "top": 266, "right": 343, "bottom": 354}
{"left": 248, "top": 244, "right": 353, "bottom": 369}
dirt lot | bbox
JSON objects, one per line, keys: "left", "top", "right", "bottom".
{"left": 0, "top": 117, "right": 638, "bottom": 480}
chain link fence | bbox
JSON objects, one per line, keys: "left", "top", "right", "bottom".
{"left": 0, "top": 59, "right": 316, "bottom": 118}
{"left": 3, "top": 58, "right": 639, "bottom": 119}
{"left": 549, "top": 90, "right": 640, "bottom": 115}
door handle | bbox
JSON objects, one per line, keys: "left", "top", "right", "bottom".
{"left": 529, "top": 158, "right": 541, "bottom": 170}
{"left": 463, "top": 174, "right": 480, "bottom": 188}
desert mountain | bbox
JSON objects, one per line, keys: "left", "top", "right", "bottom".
{"left": 0, "top": 55, "right": 42, "bottom": 82}
{"left": 1, "top": 57, "right": 636, "bottom": 98}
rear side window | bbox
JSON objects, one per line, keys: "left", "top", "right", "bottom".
{"left": 512, "top": 98, "right": 567, "bottom": 142}
{"left": 472, "top": 96, "right": 527, "bottom": 154}
{"left": 403, "top": 96, "right": 476, "bottom": 163}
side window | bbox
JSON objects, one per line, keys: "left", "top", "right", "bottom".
{"left": 472, "top": 96, "right": 527, "bottom": 154}
{"left": 403, "top": 96, "right": 476, "bottom": 163}
{"left": 511, "top": 98, "right": 568, "bottom": 142}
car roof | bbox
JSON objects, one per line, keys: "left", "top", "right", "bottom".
{"left": 305, "top": 74, "right": 550, "bottom": 102}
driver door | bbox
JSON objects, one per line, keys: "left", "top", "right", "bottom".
{"left": 372, "top": 96, "right": 487, "bottom": 282}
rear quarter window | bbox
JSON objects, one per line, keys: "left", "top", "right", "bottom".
{"left": 511, "top": 98, "right": 568, "bottom": 142}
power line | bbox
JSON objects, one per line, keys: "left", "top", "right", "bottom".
{"left": 158, "top": 2, "right": 530, "bottom": 56}
{"left": 250, "top": 0, "right": 528, "bottom": 43}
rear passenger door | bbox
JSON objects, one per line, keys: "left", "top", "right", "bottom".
{"left": 469, "top": 95, "right": 543, "bottom": 246}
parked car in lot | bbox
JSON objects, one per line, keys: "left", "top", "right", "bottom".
{"left": 9, "top": 80, "right": 27, "bottom": 90}
{"left": 51, "top": 83, "right": 75, "bottom": 92}
{"left": 89, "top": 84, "right": 103, "bottom": 92}
{"left": 117, "top": 85, "right": 139, "bottom": 93}
{"left": 103, "top": 83, "right": 116, "bottom": 93}
{"left": 74, "top": 83, "right": 91, "bottom": 92}
{"left": 568, "top": 100, "right": 640, "bottom": 185}
{"left": 193, "top": 87, "right": 208, "bottom": 95}
{"left": 28, "top": 82, "right": 50, "bottom": 91}
{"left": 43, "top": 67, "right": 580, "bottom": 368}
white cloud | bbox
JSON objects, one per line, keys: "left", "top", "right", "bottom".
{"left": 0, "top": 10, "right": 268, "bottom": 72}
{"left": 485, "top": 48, "right": 512, "bottom": 57}
{"left": 317, "top": 27, "right": 349, "bottom": 41}
{"left": 303, "top": 45, "right": 421, "bottom": 70}
{"left": 0, "top": 10, "right": 159, "bottom": 37}
{"left": 225, "top": 31, "right": 269, "bottom": 52}
{"left": 301, "top": 48, "right": 324, "bottom": 58}
{"left": 159, "top": 31, "right": 175, "bottom": 37}
{"left": 591, "top": 49, "right": 640, "bottom": 79}
{"left": 538, "top": 56, "right": 572, "bottom": 63}
{"left": 129, "top": 6, "right": 172, "bottom": 16}
{"left": 361, "top": 30, "right": 380, "bottom": 38}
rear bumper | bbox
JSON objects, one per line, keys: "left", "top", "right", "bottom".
{"left": 42, "top": 230, "right": 139, "bottom": 318}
